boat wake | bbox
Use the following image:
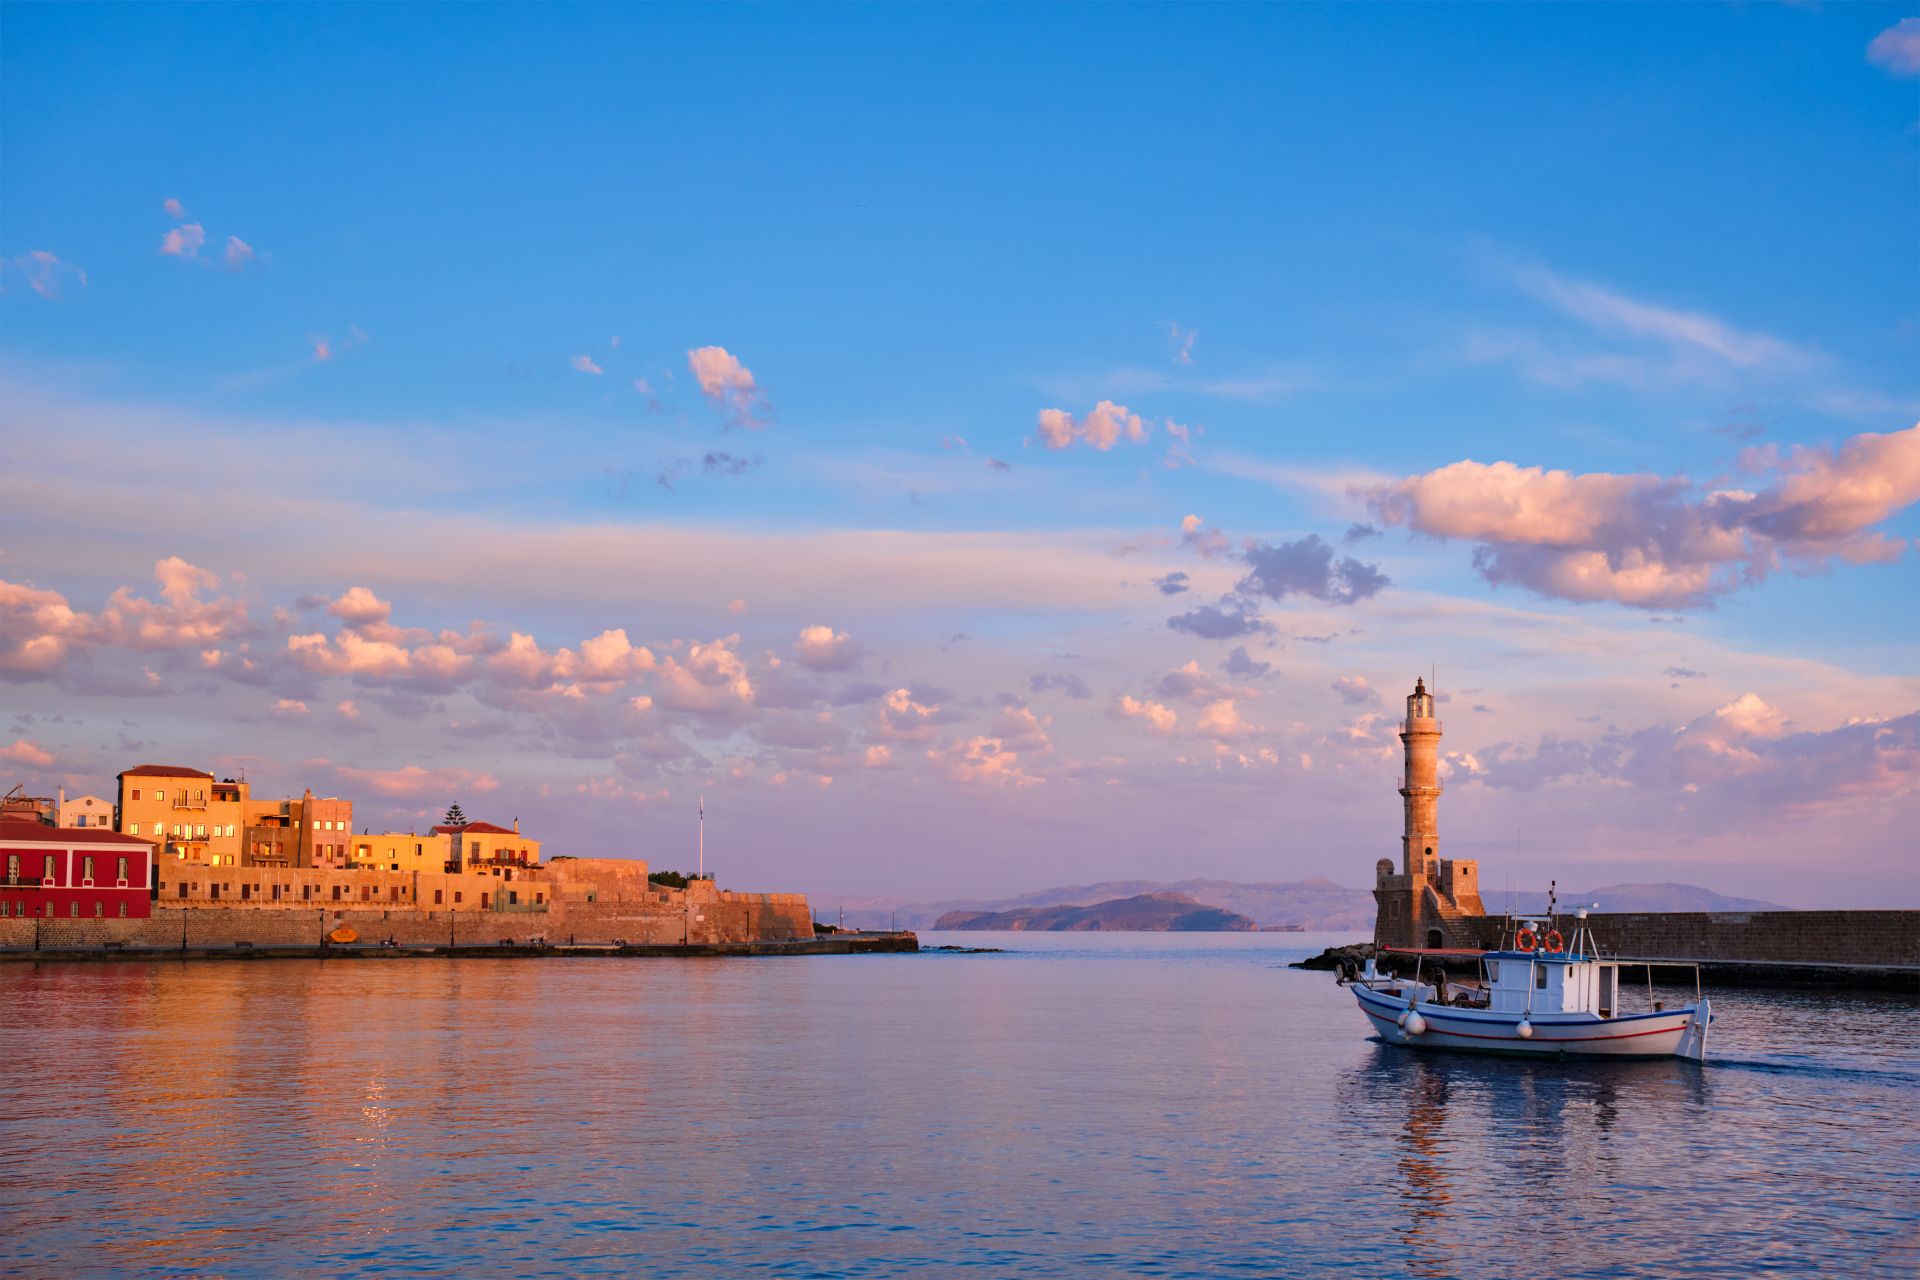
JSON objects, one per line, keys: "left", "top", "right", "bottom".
{"left": 1705, "top": 1055, "right": 1919, "bottom": 1086}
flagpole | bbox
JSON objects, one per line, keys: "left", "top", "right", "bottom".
{"left": 698, "top": 795, "right": 705, "bottom": 879}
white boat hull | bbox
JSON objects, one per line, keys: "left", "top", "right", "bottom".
{"left": 1353, "top": 984, "right": 1709, "bottom": 1060}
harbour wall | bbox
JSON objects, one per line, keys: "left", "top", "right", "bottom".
{"left": 1464, "top": 909, "right": 1920, "bottom": 986}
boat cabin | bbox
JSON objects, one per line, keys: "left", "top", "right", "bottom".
{"left": 1481, "top": 952, "right": 1624, "bottom": 1017}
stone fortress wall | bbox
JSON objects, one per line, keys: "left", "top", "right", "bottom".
{"left": 1463, "top": 909, "right": 1920, "bottom": 972}
{"left": 0, "top": 857, "right": 815, "bottom": 951}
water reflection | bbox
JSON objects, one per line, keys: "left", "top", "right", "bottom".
{"left": 1, "top": 943, "right": 1914, "bottom": 1279}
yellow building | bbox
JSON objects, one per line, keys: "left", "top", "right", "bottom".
{"left": 348, "top": 832, "right": 445, "bottom": 874}
{"left": 432, "top": 820, "right": 542, "bottom": 875}
{"left": 117, "top": 766, "right": 248, "bottom": 867}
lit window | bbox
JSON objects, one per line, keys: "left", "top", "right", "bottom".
{"left": 130, "top": 822, "right": 141, "bottom": 835}
{"left": 155, "top": 789, "right": 166, "bottom": 802}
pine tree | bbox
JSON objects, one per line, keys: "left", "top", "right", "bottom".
{"left": 444, "top": 802, "right": 467, "bottom": 827}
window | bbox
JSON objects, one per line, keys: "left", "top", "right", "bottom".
{"left": 1535, "top": 966, "right": 1548, "bottom": 990}
{"left": 209, "top": 884, "right": 220, "bottom": 900}
{"left": 43, "top": 856, "right": 58, "bottom": 883}
{"left": 196, "top": 825, "right": 207, "bottom": 838}
{"left": 302, "top": 885, "right": 312, "bottom": 901}
{"left": 454, "top": 891, "right": 463, "bottom": 904}
{"left": 130, "top": 822, "right": 140, "bottom": 835}
{"left": 509, "top": 891, "right": 518, "bottom": 905}
{"left": 118, "top": 902, "right": 126, "bottom": 918}
{"left": 94, "top": 902, "right": 103, "bottom": 918}
{"left": 535, "top": 892, "right": 544, "bottom": 905}
{"left": 434, "top": 889, "right": 443, "bottom": 905}
{"left": 5, "top": 855, "right": 16, "bottom": 881}
{"left": 179, "top": 884, "right": 188, "bottom": 899}
{"left": 70, "top": 901, "right": 79, "bottom": 917}
{"left": 83, "top": 856, "right": 95, "bottom": 881}
{"left": 481, "top": 892, "right": 490, "bottom": 909}
{"left": 241, "top": 884, "right": 251, "bottom": 901}
{"left": 331, "top": 885, "right": 341, "bottom": 901}
{"left": 271, "top": 884, "right": 281, "bottom": 902}
{"left": 361, "top": 886, "right": 370, "bottom": 902}
{"left": 131, "top": 788, "right": 141, "bottom": 801}
{"left": 154, "top": 789, "right": 165, "bottom": 802}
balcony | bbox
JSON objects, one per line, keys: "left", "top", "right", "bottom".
{"left": 171, "top": 798, "right": 209, "bottom": 810}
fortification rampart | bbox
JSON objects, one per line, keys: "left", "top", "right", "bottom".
{"left": 0, "top": 879, "right": 816, "bottom": 953}
{"left": 1464, "top": 909, "right": 1920, "bottom": 970}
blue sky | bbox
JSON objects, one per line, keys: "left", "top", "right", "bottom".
{"left": 3, "top": 5, "right": 1917, "bottom": 906}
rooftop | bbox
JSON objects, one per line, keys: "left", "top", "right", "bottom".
{"left": 119, "top": 764, "right": 214, "bottom": 779}
{"left": 431, "top": 821, "right": 518, "bottom": 836}
{"left": 0, "top": 817, "right": 156, "bottom": 846}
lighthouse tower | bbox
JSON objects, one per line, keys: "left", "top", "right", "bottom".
{"left": 1400, "top": 677, "right": 1442, "bottom": 883}
{"left": 1372, "top": 677, "right": 1487, "bottom": 950}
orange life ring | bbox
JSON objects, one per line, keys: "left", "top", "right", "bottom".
{"left": 1515, "top": 927, "right": 1537, "bottom": 951}
{"left": 1544, "top": 930, "right": 1565, "bottom": 954}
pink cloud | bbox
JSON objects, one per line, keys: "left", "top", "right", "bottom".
{"left": 160, "top": 223, "right": 206, "bottom": 257}
{"left": 223, "top": 236, "right": 255, "bottom": 269}
{"left": 312, "top": 336, "right": 332, "bottom": 362}
{"left": 1332, "top": 675, "right": 1377, "bottom": 706}
{"left": 1179, "top": 514, "right": 1230, "bottom": 559}
{"left": 1114, "top": 695, "right": 1178, "bottom": 736}
{"left": 687, "top": 345, "right": 767, "bottom": 428}
{"left": 653, "top": 636, "right": 754, "bottom": 717}
{"left": 1365, "top": 424, "right": 1920, "bottom": 607}
{"left": 0, "top": 739, "right": 56, "bottom": 768}
{"left": 329, "top": 762, "right": 502, "bottom": 798}
{"left": 571, "top": 354, "right": 603, "bottom": 375}
{"left": 793, "top": 625, "right": 860, "bottom": 672}
{"left": 928, "top": 735, "right": 1042, "bottom": 787}
{"left": 1034, "top": 400, "right": 1148, "bottom": 451}
{"left": 4, "top": 250, "right": 87, "bottom": 300}
{"left": 272, "top": 698, "right": 310, "bottom": 717}
{"left": 162, "top": 197, "right": 187, "bottom": 218}
{"left": 1868, "top": 18, "right": 1920, "bottom": 76}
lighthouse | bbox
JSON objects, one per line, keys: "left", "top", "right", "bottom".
{"left": 1372, "top": 677, "right": 1487, "bottom": 950}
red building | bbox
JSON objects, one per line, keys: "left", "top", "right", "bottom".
{"left": 0, "top": 819, "right": 155, "bottom": 920}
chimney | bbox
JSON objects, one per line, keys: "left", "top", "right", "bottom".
{"left": 513, "top": 816, "right": 520, "bottom": 834}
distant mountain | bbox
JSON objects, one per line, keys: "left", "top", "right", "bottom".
{"left": 1486, "top": 882, "right": 1786, "bottom": 915}
{"left": 934, "top": 892, "right": 1258, "bottom": 932}
{"left": 832, "top": 878, "right": 1375, "bottom": 931}
{"left": 824, "top": 877, "right": 1785, "bottom": 932}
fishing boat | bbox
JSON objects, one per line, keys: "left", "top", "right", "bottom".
{"left": 1342, "top": 908, "right": 1712, "bottom": 1061}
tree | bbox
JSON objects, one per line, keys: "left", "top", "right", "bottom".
{"left": 444, "top": 802, "right": 467, "bottom": 827}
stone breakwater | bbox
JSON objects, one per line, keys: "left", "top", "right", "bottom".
{"left": 1295, "top": 907, "right": 1920, "bottom": 991}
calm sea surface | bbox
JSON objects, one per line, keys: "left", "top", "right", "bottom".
{"left": 2, "top": 933, "right": 1916, "bottom": 1278}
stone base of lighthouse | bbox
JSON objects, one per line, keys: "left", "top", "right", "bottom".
{"left": 1373, "top": 858, "right": 1487, "bottom": 951}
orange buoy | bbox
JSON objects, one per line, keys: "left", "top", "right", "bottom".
{"left": 1543, "top": 930, "right": 1565, "bottom": 954}
{"left": 1515, "top": 926, "right": 1537, "bottom": 951}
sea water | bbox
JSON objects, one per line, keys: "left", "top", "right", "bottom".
{"left": 1, "top": 932, "right": 1914, "bottom": 1278}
